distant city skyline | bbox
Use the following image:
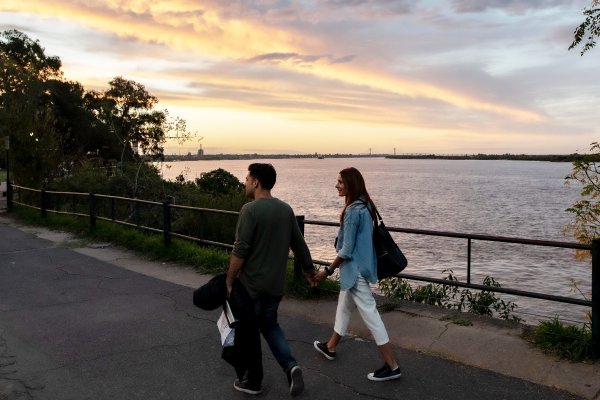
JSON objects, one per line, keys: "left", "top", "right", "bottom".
{"left": 1, "top": 1, "right": 598, "bottom": 155}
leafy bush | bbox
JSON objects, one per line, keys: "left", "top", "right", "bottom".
{"left": 195, "top": 168, "right": 244, "bottom": 195}
{"left": 379, "top": 270, "right": 521, "bottom": 322}
{"left": 41, "top": 164, "right": 247, "bottom": 245}
{"left": 529, "top": 318, "right": 597, "bottom": 361}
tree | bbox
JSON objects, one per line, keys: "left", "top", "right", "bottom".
{"left": 569, "top": 0, "right": 600, "bottom": 55}
{"left": 195, "top": 169, "right": 244, "bottom": 195}
{"left": 0, "top": 30, "right": 121, "bottom": 185}
{"left": 86, "top": 77, "right": 168, "bottom": 166}
{"left": 564, "top": 143, "right": 600, "bottom": 258}
{"left": 1, "top": 30, "right": 193, "bottom": 187}
{"left": 1, "top": 29, "right": 64, "bottom": 184}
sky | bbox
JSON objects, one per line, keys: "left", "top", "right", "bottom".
{"left": 1, "top": 0, "right": 599, "bottom": 155}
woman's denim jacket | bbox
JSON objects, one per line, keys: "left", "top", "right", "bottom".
{"left": 336, "top": 200, "right": 377, "bottom": 290}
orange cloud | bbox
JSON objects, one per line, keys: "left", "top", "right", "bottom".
{"left": 3, "top": 0, "right": 545, "bottom": 124}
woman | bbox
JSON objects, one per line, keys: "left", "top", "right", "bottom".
{"left": 312, "top": 167, "right": 401, "bottom": 381}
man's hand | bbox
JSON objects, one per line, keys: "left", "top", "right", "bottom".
{"left": 226, "top": 254, "right": 245, "bottom": 298}
{"left": 305, "top": 270, "right": 318, "bottom": 287}
{"left": 308, "top": 269, "right": 328, "bottom": 287}
{"left": 225, "top": 279, "right": 233, "bottom": 298}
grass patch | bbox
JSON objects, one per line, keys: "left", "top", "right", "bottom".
{"left": 526, "top": 318, "right": 597, "bottom": 362}
{"left": 440, "top": 315, "right": 473, "bottom": 326}
{"left": 8, "top": 205, "right": 339, "bottom": 299}
{"left": 377, "top": 301, "right": 399, "bottom": 313}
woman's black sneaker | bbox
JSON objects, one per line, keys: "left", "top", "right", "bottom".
{"left": 367, "top": 364, "right": 401, "bottom": 381}
{"left": 313, "top": 340, "right": 336, "bottom": 360}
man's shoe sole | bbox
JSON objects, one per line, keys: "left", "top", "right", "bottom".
{"left": 233, "top": 379, "right": 262, "bottom": 395}
{"left": 289, "top": 366, "right": 304, "bottom": 396}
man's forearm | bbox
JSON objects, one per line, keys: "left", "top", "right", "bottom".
{"left": 226, "top": 254, "right": 245, "bottom": 291}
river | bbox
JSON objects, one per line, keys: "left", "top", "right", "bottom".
{"left": 157, "top": 157, "right": 591, "bottom": 324}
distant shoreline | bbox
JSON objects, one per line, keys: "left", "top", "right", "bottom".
{"left": 163, "top": 153, "right": 591, "bottom": 162}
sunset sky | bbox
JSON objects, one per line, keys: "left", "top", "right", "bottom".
{"left": 1, "top": 1, "right": 598, "bottom": 155}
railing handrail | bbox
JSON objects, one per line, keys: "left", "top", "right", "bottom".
{"left": 11, "top": 185, "right": 590, "bottom": 251}
{"left": 305, "top": 220, "right": 589, "bottom": 250}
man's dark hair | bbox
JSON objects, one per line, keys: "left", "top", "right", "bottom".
{"left": 248, "top": 163, "right": 276, "bottom": 190}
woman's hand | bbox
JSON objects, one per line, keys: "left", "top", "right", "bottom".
{"left": 309, "top": 269, "right": 329, "bottom": 286}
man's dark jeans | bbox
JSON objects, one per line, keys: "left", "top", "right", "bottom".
{"left": 232, "top": 293, "right": 297, "bottom": 385}
{"left": 255, "top": 295, "right": 297, "bottom": 372}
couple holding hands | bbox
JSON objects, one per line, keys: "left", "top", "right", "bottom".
{"left": 224, "top": 163, "right": 401, "bottom": 396}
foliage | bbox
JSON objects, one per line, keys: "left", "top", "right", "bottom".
{"left": 379, "top": 270, "right": 522, "bottom": 322}
{"left": 85, "top": 77, "right": 168, "bottom": 165}
{"left": 1, "top": 29, "right": 67, "bottom": 185}
{"left": 569, "top": 0, "right": 600, "bottom": 55}
{"left": 1, "top": 29, "right": 192, "bottom": 188}
{"left": 195, "top": 168, "right": 245, "bottom": 195}
{"left": 528, "top": 318, "right": 597, "bottom": 362}
{"left": 564, "top": 142, "right": 600, "bottom": 259}
{"left": 40, "top": 165, "right": 246, "bottom": 246}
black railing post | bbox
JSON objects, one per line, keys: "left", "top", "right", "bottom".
{"left": 592, "top": 239, "right": 600, "bottom": 355}
{"left": 294, "top": 215, "right": 305, "bottom": 280}
{"left": 5, "top": 136, "right": 12, "bottom": 209}
{"left": 163, "top": 197, "right": 172, "bottom": 246}
{"left": 40, "top": 189, "right": 47, "bottom": 218}
{"left": 89, "top": 193, "right": 97, "bottom": 229}
{"left": 134, "top": 200, "right": 140, "bottom": 227}
{"left": 111, "top": 197, "right": 116, "bottom": 221}
{"left": 467, "top": 238, "right": 472, "bottom": 284}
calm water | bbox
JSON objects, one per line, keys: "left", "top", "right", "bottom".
{"left": 158, "top": 158, "right": 591, "bottom": 324}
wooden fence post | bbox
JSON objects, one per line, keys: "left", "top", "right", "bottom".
{"left": 163, "top": 198, "right": 172, "bottom": 246}
{"left": 40, "top": 189, "right": 47, "bottom": 218}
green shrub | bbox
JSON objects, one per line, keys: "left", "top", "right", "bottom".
{"left": 195, "top": 168, "right": 244, "bottom": 195}
{"left": 379, "top": 270, "right": 521, "bottom": 322}
{"left": 530, "top": 318, "right": 597, "bottom": 362}
{"left": 40, "top": 165, "right": 247, "bottom": 246}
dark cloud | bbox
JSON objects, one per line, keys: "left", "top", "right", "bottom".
{"left": 247, "top": 52, "right": 355, "bottom": 65}
{"left": 451, "top": 0, "right": 581, "bottom": 14}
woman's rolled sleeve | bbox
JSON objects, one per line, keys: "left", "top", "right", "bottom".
{"left": 337, "top": 208, "right": 359, "bottom": 260}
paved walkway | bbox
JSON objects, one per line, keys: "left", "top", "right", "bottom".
{"left": 0, "top": 214, "right": 598, "bottom": 400}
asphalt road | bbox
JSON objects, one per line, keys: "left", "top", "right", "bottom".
{"left": 0, "top": 221, "right": 583, "bottom": 400}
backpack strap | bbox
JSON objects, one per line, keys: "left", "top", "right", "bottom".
{"left": 358, "top": 199, "right": 383, "bottom": 224}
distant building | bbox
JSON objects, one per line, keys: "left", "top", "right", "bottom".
{"left": 197, "top": 147, "right": 204, "bottom": 156}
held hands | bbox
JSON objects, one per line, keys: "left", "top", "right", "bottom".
{"left": 307, "top": 267, "right": 330, "bottom": 287}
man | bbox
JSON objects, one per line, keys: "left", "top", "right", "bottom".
{"left": 226, "top": 163, "right": 316, "bottom": 397}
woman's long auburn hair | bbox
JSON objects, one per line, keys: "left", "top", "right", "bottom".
{"left": 339, "top": 167, "right": 377, "bottom": 223}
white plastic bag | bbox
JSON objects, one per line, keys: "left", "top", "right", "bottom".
{"left": 217, "top": 311, "right": 235, "bottom": 347}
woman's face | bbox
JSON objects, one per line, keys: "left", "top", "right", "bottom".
{"left": 335, "top": 174, "right": 347, "bottom": 197}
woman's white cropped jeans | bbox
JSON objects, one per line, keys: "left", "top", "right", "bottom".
{"left": 333, "top": 275, "right": 390, "bottom": 346}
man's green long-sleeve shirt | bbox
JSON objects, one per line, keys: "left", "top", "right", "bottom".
{"left": 232, "top": 197, "right": 313, "bottom": 298}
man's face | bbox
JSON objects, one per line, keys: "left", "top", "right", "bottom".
{"left": 244, "top": 174, "right": 258, "bottom": 199}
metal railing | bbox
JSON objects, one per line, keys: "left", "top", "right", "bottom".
{"left": 7, "top": 183, "right": 599, "bottom": 352}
